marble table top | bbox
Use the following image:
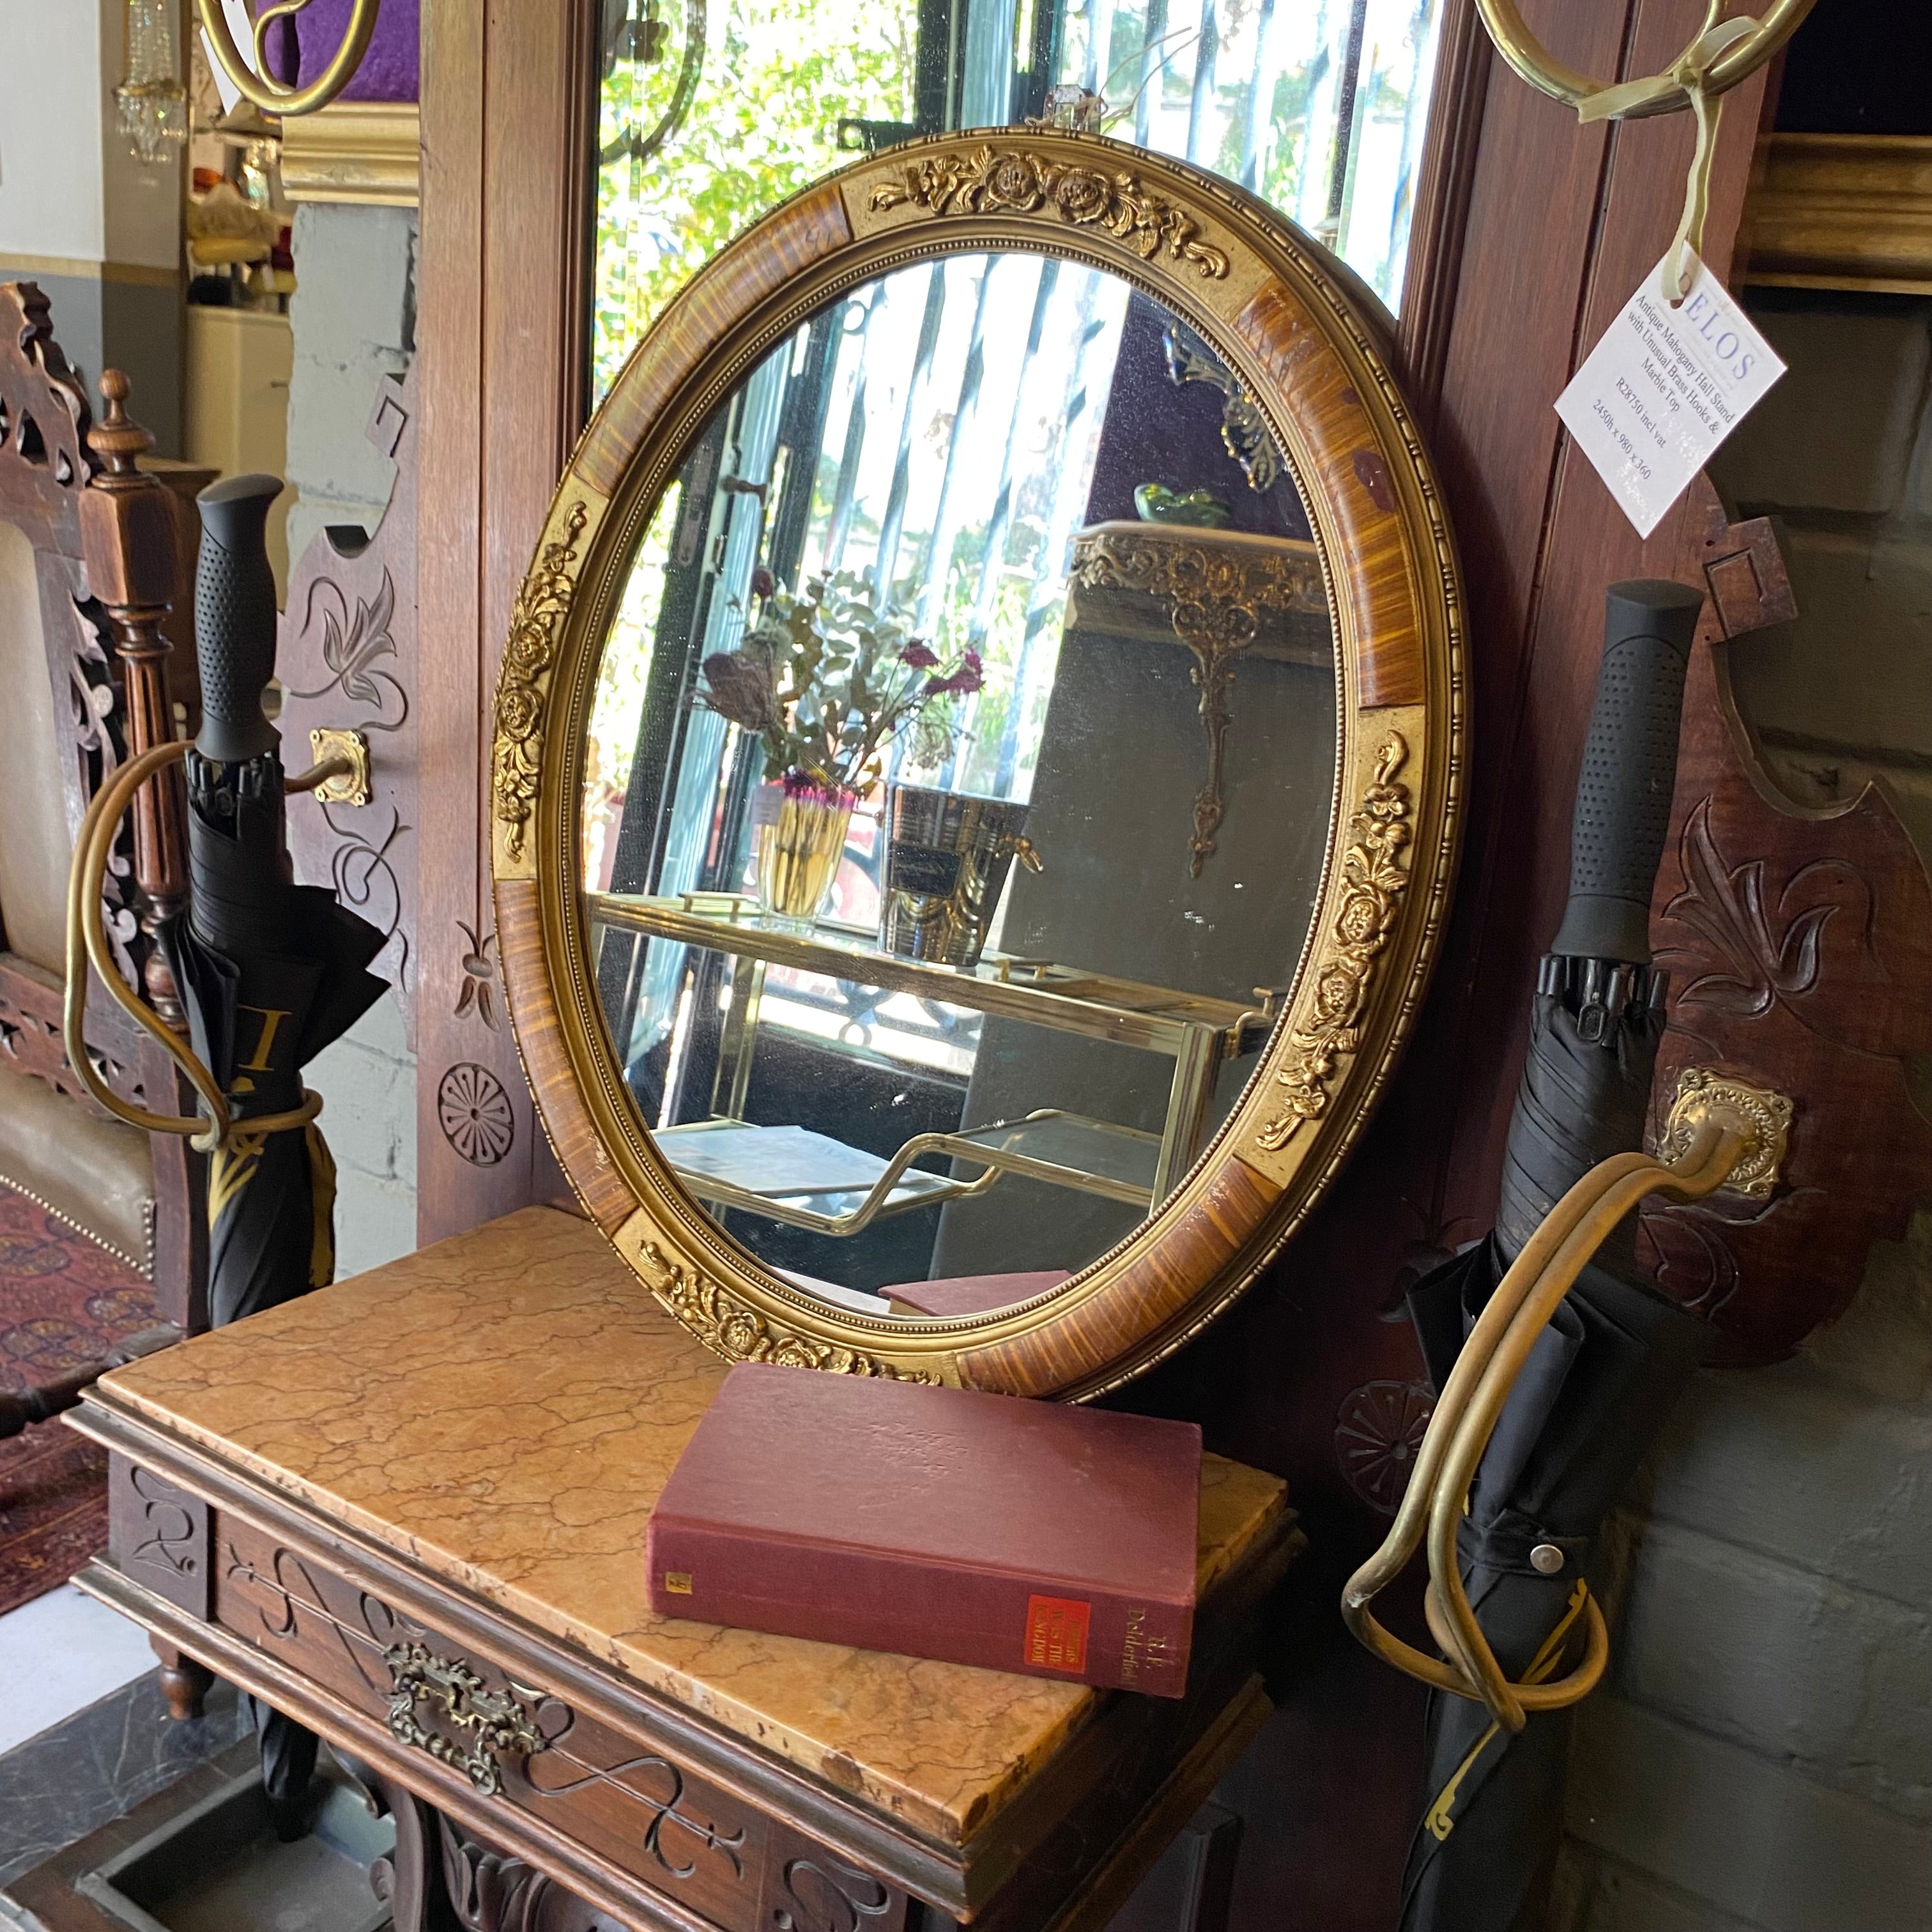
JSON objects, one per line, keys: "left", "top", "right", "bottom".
{"left": 97, "top": 1206, "right": 1289, "bottom": 1847}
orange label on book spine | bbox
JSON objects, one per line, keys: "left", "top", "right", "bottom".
{"left": 1024, "top": 1594, "right": 1091, "bottom": 1672}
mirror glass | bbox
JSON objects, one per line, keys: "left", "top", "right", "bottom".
{"left": 581, "top": 251, "right": 1337, "bottom": 1320}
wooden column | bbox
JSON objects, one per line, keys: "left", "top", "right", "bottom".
{"left": 75, "top": 367, "right": 210, "bottom": 1337}
{"left": 415, "top": 0, "right": 597, "bottom": 1243}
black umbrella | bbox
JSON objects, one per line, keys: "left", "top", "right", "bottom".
{"left": 1389, "top": 581, "right": 1711, "bottom": 1929}
{"left": 163, "top": 475, "right": 388, "bottom": 1327}
{"left": 162, "top": 473, "right": 388, "bottom": 1830}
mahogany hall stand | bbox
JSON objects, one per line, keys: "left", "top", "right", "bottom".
{"left": 66, "top": 1206, "right": 1303, "bottom": 1932}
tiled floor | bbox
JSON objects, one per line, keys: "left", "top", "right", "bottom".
{"left": 0, "top": 1669, "right": 251, "bottom": 1889}
{"left": 0, "top": 1584, "right": 156, "bottom": 1757}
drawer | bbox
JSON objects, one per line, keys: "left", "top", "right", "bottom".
{"left": 108, "top": 1457, "right": 910, "bottom": 1932}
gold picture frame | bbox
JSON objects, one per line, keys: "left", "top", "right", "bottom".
{"left": 491, "top": 130, "right": 1466, "bottom": 1399}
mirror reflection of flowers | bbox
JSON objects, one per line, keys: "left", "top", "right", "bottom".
{"left": 699, "top": 569, "right": 983, "bottom": 797}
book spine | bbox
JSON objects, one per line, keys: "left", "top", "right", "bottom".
{"left": 647, "top": 1519, "right": 1193, "bottom": 1696}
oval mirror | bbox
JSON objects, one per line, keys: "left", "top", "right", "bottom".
{"left": 495, "top": 133, "right": 1463, "bottom": 1397}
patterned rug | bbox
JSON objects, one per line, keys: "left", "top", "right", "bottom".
{"left": 0, "top": 1181, "right": 161, "bottom": 1616}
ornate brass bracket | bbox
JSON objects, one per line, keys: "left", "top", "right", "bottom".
{"left": 1162, "top": 321, "right": 1284, "bottom": 494}
{"left": 302, "top": 726, "right": 372, "bottom": 806}
{"left": 1070, "top": 526, "right": 1325, "bottom": 875}
{"left": 1657, "top": 1067, "right": 1790, "bottom": 1198}
{"left": 384, "top": 1640, "right": 546, "bottom": 1797}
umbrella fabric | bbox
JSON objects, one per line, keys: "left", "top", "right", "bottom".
{"left": 1495, "top": 986, "right": 1661, "bottom": 1276}
{"left": 1397, "top": 964, "right": 1708, "bottom": 1931}
{"left": 1397, "top": 1241, "right": 1710, "bottom": 1930}
{"left": 162, "top": 755, "right": 385, "bottom": 1327}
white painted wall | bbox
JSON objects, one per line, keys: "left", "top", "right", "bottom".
{"left": 0, "top": 0, "right": 107, "bottom": 261}
{"left": 0, "top": 0, "right": 180, "bottom": 270}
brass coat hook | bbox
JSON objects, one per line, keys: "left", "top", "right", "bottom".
{"left": 194, "top": 0, "right": 381, "bottom": 119}
{"left": 1471, "top": 0, "right": 1816, "bottom": 121}
{"left": 64, "top": 740, "right": 323, "bottom": 1155}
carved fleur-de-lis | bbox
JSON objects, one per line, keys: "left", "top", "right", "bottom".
{"left": 321, "top": 569, "right": 397, "bottom": 704}
{"left": 289, "top": 570, "right": 408, "bottom": 728}
{"left": 1662, "top": 798, "right": 1871, "bottom": 1018}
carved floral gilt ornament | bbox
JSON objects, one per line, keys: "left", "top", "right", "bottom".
{"left": 634, "top": 1241, "right": 935, "bottom": 1382}
{"left": 1257, "top": 733, "right": 1414, "bottom": 1151}
{"left": 869, "top": 146, "right": 1231, "bottom": 280}
{"left": 1070, "top": 526, "right": 1326, "bottom": 874}
{"left": 494, "top": 502, "right": 589, "bottom": 860}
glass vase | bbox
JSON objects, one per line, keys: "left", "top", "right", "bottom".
{"left": 753, "top": 778, "right": 855, "bottom": 929}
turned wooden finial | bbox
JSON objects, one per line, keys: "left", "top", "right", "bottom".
{"left": 88, "top": 369, "right": 153, "bottom": 481}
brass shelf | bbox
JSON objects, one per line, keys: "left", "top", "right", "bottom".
{"left": 590, "top": 893, "right": 1276, "bottom": 1234}
{"left": 587, "top": 891, "right": 1273, "bottom": 1058}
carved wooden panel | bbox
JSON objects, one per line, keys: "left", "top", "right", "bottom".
{"left": 438, "top": 1815, "right": 626, "bottom": 1932}
{"left": 107, "top": 1452, "right": 211, "bottom": 1620}
{"left": 0, "top": 957, "right": 153, "bottom": 1117}
{"left": 1639, "top": 480, "right": 1932, "bottom": 1365}
{"left": 756, "top": 1821, "right": 909, "bottom": 1932}
{"left": 277, "top": 367, "right": 419, "bottom": 1043}
{"left": 0, "top": 281, "right": 91, "bottom": 548}
{"left": 211, "top": 1513, "right": 770, "bottom": 1930}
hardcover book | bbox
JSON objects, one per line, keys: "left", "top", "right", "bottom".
{"left": 647, "top": 1363, "right": 1202, "bottom": 1695}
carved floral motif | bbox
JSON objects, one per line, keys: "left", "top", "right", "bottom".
{"left": 438, "top": 1062, "right": 516, "bottom": 1166}
{"left": 1256, "top": 732, "right": 1413, "bottom": 1151}
{"left": 1662, "top": 795, "right": 1871, "bottom": 1020}
{"left": 635, "top": 1241, "right": 935, "bottom": 1381}
{"left": 288, "top": 569, "right": 408, "bottom": 726}
{"left": 1334, "top": 1379, "right": 1435, "bottom": 1515}
{"left": 869, "top": 146, "right": 1231, "bottom": 280}
{"left": 454, "top": 921, "right": 502, "bottom": 1031}
{"left": 494, "top": 502, "right": 588, "bottom": 859}
{"left": 522, "top": 1710, "right": 747, "bottom": 1882}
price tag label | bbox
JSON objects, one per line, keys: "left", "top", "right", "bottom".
{"left": 1555, "top": 251, "right": 1785, "bottom": 539}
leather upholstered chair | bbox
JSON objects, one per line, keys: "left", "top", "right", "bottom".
{"left": 0, "top": 282, "right": 205, "bottom": 1333}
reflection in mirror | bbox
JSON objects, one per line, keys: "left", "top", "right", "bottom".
{"left": 582, "top": 252, "right": 1336, "bottom": 1319}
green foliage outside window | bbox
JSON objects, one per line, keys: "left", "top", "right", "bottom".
{"left": 592, "top": 0, "right": 921, "bottom": 401}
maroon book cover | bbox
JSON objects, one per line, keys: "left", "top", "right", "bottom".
{"left": 647, "top": 1363, "right": 1202, "bottom": 1696}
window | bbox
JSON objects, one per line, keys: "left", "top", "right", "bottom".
{"left": 591, "top": 0, "right": 929, "bottom": 401}
{"left": 1041, "top": 0, "right": 1446, "bottom": 309}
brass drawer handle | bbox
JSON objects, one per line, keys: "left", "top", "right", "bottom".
{"left": 384, "top": 1640, "right": 545, "bottom": 1796}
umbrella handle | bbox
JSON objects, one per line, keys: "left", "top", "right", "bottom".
{"left": 1342, "top": 1075, "right": 1789, "bottom": 1732}
{"left": 64, "top": 740, "right": 323, "bottom": 1154}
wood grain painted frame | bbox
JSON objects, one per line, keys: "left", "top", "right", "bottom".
{"left": 490, "top": 132, "right": 1465, "bottom": 1399}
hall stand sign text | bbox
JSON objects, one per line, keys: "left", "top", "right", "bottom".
{"left": 1556, "top": 250, "right": 1785, "bottom": 539}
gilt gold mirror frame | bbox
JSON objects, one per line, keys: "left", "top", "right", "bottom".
{"left": 491, "top": 130, "right": 1464, "bottom": 1399}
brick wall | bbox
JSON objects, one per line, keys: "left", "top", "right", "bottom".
{"left": 286, "top": 201, "right": 419, "bottom": 1281}
{"left": 1558, "top": 291, "right": 1932, "bottom": 1931}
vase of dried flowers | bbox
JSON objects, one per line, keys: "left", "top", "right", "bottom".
{"left": 751, "top": 774, "right": 859, "bottom": 926}
{"left": 699, "top": 571, "right": 983, "bottom": 929}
